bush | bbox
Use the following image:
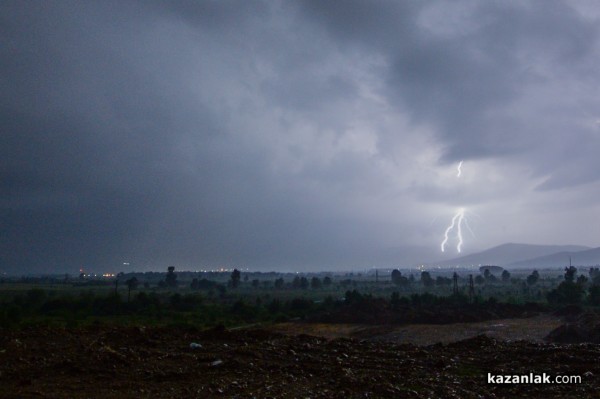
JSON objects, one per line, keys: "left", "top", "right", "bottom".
{"left": 589, "top": 286, "right": 600, "bottom": 306}
{"left": 547, "top": 282, "right": 584, "bottom": 305}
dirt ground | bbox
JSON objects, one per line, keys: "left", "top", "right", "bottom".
{"left": 272, "top": 313, "right": 563, "bottom": 344}
{"left": 1, "top": 317, "right": 598, "bottom": 398}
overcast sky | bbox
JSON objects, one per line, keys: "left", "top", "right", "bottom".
{"left": 2, "top": 0, "right": 600, "bottom": 274}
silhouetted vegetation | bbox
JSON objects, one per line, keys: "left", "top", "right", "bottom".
{"left": 4, "top": 263, "right": 600, "bottom": 330}
{"left": 547, "top": 267, "right": 585, "bottom": 305}
{"left": 229, "top": 269, "right": 241, "bottom": 289}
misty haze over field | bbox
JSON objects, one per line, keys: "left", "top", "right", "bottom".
{"left": 2, "top": 1, "right": 600, "bottom": 274}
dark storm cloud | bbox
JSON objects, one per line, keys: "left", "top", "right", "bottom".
{"left": 299, "top": 0, "right": 599, "bottom": 162}
{"left": 0, "top": 0, "right": 383, "bottom": 273}
{"left": 1, "top": 0, "right": 228, "bottom": 271}
{"left": 2, "top": 1, "right": 600, "bottom": 273}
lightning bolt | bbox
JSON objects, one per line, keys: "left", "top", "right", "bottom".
{"left": 439, "top": 160, "right": 470, "bottom": 253}
{"left": 456, "top": 209, "right": 464, "bottom": 252}
{"left": 441, "top": 208, "right": 466, "bottom": 253}
{"left": 463, "top": 216, "right": 476, "bottom": 238}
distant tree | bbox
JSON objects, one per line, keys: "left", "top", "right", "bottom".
{"left": 339, "top": 279, "right": 354, "bottom": 288}
{"left": 391, "top": 269, "right": 402, "bottom": 285}
{"left": 292, "top": 276, "right": 301, "bottom": 289}
{"left": 190, "top": 278, "right": 219, "bottom": 290}
{"left": 420, "top": 271, "right": 434, "bottom": 288}
{"left": 480, "top": 269, "right": 497, "bottom": 283}
{"left": 435, "top": 276, "right": 451, "bottom": 286}
{"left": 590, "top": 267, "right": 600, "bottom": 285}
{"left": 452, "top": 272, "right": 459, "bottom": 295}
{"left": 268, "top": 298, "right": 281, "bottom": 313}
{"left": 483, "top": 269, "right": 491, "bottom": 280}
{"left": 474, "top": 275, "right": 485, "bottom": 285}
{"left": 125, "top": 277, "right": 139, "bottom": 302}
{"left": 526, "top": 270, "right": 540, "bottom": 286}
{"left": 274, "top": 277, "right": 284, "bottom": 289}
{"left": 577, "top": 275, "right": 588, "bottom": 285}
{"left": 230, "top": 269, "right": 241, "bottom": 289}
{"left": 564, "top": 266, "right": 577, "bottom": 283}
{"left": 299, "top": 277, "right": 309, "bottom": 290}
{"left": 125, "top": 276, "right": 139, "bottom": 290}
{"left": 323, "top": 276, "right": 332, "bottom": 287}
{"left": 397, "top": 275, "right": 409, "bottom": 287}
{"left": 344, "top": 289, "right": 364, "bottom": 305}
{"left": 547, "top": 281, "right": 584, "bottom": 305}
{"left": 252, "top": 279, "right": 260, "bottom": 288}
{"left": 501, "top": 270, "right": 511, "bottom": 283}
{"left": 244, "top": 275, "right": 249, "bottom": 282}
{"left": 311, "top": 277, "right": 322, "bottom": 289}
{"left": 165, "top": 266, "right": 177, "bottom": 288}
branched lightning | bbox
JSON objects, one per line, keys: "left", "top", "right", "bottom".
{"left": 441, "top": 208, "right": 466, "bottom": 252}
{"left": 456, "top": 209, "right": 464, "bottom": 252}
{"left": 440, "top": 160, "right": 471, "bottom": 253}
{"left": 463, "top": 216, "right": 476, "bottom": 238}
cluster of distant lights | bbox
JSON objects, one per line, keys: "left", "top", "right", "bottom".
{"left": 79, "top": 267, "right": 250, "bottom": 276}
{"left": 196, "top": 268, "right": 244, "bottom": 273}
{"left": 186, "top": 268, "right": 250, "bottom": 273}
{"left": 405, "top": 265, "right": 482, "bottom": 273}
{"left": 78, "top": 273, "right": 116, "bottom": 278}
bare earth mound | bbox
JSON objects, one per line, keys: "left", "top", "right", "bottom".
{"left": 0, "top": 325, "right": 598, "bottom": 398}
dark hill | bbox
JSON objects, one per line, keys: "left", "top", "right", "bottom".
{"left": 430, "top": 243, "right": 590, "bottom": 267}
{"left": 510, "top": 247, "right": 600, "bottom": 269}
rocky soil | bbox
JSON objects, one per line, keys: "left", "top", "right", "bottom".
{"left": 0, "top": 325, "right": 598, "bottom": 398}
{"left": 546, "top": 310, "right": 600, "bottom": 344}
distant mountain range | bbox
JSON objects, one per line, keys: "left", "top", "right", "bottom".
{"left": 509, "top": 246, "right": 600, "bottom": 269}
{"left": 429, "top": 243, "right": 593, "bottom": 268}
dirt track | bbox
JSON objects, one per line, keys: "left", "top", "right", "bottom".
{"left": 0, "top": 324, "right": 598, "bottom": 398}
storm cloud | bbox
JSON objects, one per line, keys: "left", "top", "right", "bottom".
{"left": 2, "top": 0, "right": 600, "bottom": 274}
